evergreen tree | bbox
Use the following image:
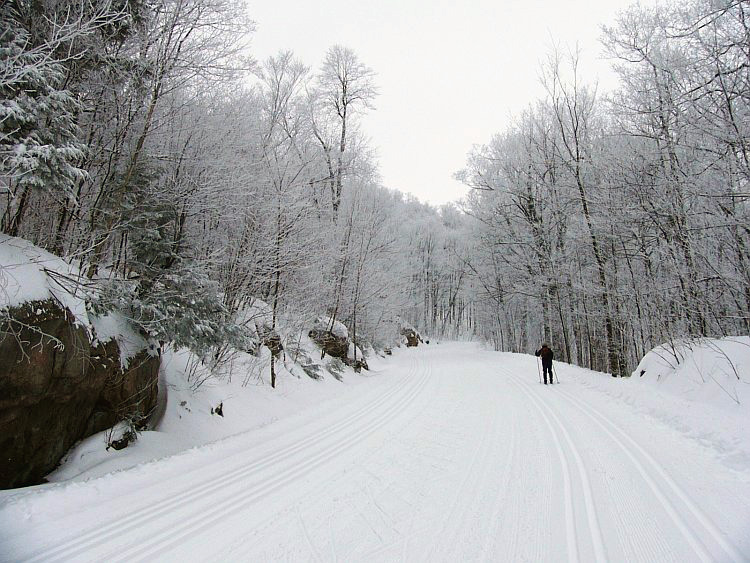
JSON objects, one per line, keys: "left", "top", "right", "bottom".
{"left": 0, "top": 12, "right": 86, "bottom": 235}
{"left": 94, "top": 179, "right": 247, "bottom": 357}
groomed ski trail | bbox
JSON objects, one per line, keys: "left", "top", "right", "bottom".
{"left": 0, "top": 342, "right": 747, "bottom": 562}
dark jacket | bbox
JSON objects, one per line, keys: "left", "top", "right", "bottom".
{"left": 535, "top": 346, "right": 553, "bottom": 367}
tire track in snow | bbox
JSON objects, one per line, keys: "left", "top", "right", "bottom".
{"left": 21, "top": 355, "right": 426, "bottom": 563}
{"left": 114, "top": 357, "right": 432, "bottom": 562}
{"left": 552, "top": 384, "right": 745, "bottom": 563}
{"left": 508, "top": 373, "right": 605, "bottom": 563}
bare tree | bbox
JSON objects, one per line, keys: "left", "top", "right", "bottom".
{"left": 310, "top": 45, "right": 377, "bottom": 218}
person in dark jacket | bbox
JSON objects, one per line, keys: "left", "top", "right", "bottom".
{"left": 535, "top": 344, "right": 554, "bottom": 384}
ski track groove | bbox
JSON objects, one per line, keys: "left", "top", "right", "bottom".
{"left": 24, "top": 355, "right": 426, "bottom": 563}
{"left": 505, "top": 372, "right": 581, "bottom": 563}
{"left": 541, "top": 378, "right": 678, "bottom": 562}
{"left": 236, "top": 350, "right": 438, "bottom": 563}
{"left": 552, "top": 382, "right": 744, "bottom": 563}
{"left": 114, "top": 361, "right": 432, "bottom": 562}
{"left": 347, "top": 353, "right": 477, "bottom": 562}
{"left": 532, "top": 385, "right": 608, "bottom": 563}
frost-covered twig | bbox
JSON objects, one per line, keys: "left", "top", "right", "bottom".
{"left": 704, "top": 339, "right": 742, "bottom": 382}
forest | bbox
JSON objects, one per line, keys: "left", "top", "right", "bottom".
{"left": 2, "top": 0, "right": 748, "bottom": 378}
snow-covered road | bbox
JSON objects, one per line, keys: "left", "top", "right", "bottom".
{"left": 1, "top": 342, "right": 748, "bottom": 562}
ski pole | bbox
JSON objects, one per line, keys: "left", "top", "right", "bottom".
{"left": 537, "top": 356, "right": 542, "bottom": 384}
{"left": 553, "top": 363, "right": 559, "bottom": 384}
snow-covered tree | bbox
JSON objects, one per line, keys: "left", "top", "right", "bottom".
{"left": 0, "top": 14, "right": 85, "bottom": 236}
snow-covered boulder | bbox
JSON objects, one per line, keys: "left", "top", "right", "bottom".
{"left": 395, "top": 316, "right": 422, "bottom": 347}
{"left": 0, "top": 236, "right": 160, "bottom": 489}
{"left": 306, "top": 315, "right": 368, "bottom": 371}
{"left": 347, "top": 341, "right": 363, "bottom": 362}
{"left": 313, "top": 316, "right": 348, "bottom": 339}
{"left": 0, "top": 234, "right": 89, "bottom": 327}
{"left": 308, "top": 316, "right": 350, "bottom": 359}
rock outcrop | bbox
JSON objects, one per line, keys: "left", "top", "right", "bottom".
{"left": 389, "top": 316, "right": 422, "bottom": 348}
{"left": 401, "top": 327, "right": 422, "bottom": 347}
{"left": 308, "top": 316, "right": 368, "bottom": 372}
{"left": 0, "top": 300, "right": 160, "bottom": 489}
{"left": 308, "top": 316, "right": 350, "bottom": 359}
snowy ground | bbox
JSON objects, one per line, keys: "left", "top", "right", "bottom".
{"left": 1, "top": 342, "right": 749, "bottom": 562}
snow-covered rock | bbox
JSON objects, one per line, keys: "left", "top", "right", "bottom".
{"left": 91, "top": 311, "right": 151, "bottom": 369}
{"left": 0, "top": 236, "right": 159, "bottom": 489}
{"left": 0, "top": 234, "right": 89, "bottom": 331}
{"left": 348, "top": 341, "right": 364, "bottom": 361}
{"left": 308, "top": 316, "right": 350, "bottom": 359}
{"left": 395, "top": 316, "right": 422, "bottom": 347}
{"left": 313, "top": 316, "right": 349, "bottom": 339}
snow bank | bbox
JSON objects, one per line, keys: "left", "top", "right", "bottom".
{"left": 47, "top": 333, "right": 385, "bottom": 483}
{"left": 0, "top": 234, "right": 89, "bottom": 329}
{"left": 555, "top": 336, "right": 750, "bottom": 472}
{"left": 633, "top": 337, "right": 750, "bottom": 408}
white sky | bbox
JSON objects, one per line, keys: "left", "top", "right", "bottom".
{"left": 246, "top": 0, "right": 651, "bottom": 206}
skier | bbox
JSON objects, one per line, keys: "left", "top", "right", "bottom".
{"left": 535, "top": 344, "right": 554, "bottom": 384}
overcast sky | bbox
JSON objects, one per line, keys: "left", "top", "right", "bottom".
{"left": 246, "top": 0, "right": 652, "bottom": 206}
